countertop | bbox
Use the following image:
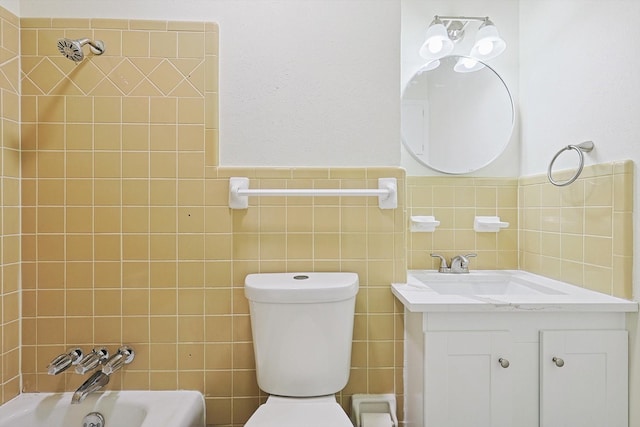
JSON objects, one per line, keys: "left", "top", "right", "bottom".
{"left": 392, "top": 270, "right": 638, "bottom": 313}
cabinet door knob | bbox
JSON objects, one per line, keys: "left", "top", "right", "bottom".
{"left": 552, "top": 356, "right": 565, "bottom": 367}
{"left": 498, "top": 357, "right": 510, "bottom": 368}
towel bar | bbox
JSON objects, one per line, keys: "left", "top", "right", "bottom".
{"left": 228, "top": 177, "right": 398, "bottom": 209}
{"left": 547, "top": 141, "right": 594, "bottom": 187}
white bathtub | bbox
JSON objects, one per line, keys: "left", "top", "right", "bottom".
{"left": 0, "top": 390, "right": 205, "bottom": 427}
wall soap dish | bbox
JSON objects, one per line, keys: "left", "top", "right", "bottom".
{"left": 474, "top": 216, "right": 509, "bottom": 232}
{"left": 410, "top": 215, "right": 440, "bottom": 232}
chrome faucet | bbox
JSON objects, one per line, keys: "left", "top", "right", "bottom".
{"left": 71, "top": 346, "right": 135, "bottom": 404}
{"left": 75, "top": 347, "right": 110, "bottom": 375}
{"left": 71, "top": 370, "right": 110, "bottom": 404}
{"left": 431, "top": 253, "right": 477, "bottom": 274}
{"left": 430, "top": 253, "right": 450, "bottom": 273}
{"left": 47, "top": 348, "right": 83, "bottom": 375}
{"left": 450, "top": 253, "right": 477, "bottom": 273}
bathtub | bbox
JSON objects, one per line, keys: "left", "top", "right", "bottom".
{"left": 0, "top": 390, "right": 205, "bottom": 427}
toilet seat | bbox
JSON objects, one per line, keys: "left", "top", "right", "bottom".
{"left": 244, "top": 395, "right": 352, "bottom": 427}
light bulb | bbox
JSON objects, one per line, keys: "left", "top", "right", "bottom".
{"left": 419, "top": 18, "right": 454, "bottom": 60}
{"left": 477, "top": 40, "right": 493, "bottom": 56}
{"left": 470, "top": 20, "right": 506, "bottom": 60}
{"left": 428, "top": 38, "right": 443, "bottom": 54}
{"left": 463, "top": 58, "right": 477, "bottom": 69}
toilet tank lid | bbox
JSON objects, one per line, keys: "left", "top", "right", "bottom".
{"left": 245, "top": 272, "right": 359, "bottom": 303}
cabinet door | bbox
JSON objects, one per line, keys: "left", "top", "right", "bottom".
{"left": 540, "top": 330, "right": 628, "bottom": 427}
{"left": 425, "top": 331, "right": 513, "bottom": 427}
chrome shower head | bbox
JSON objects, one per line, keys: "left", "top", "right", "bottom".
{"left": 57, "top": 38, "right": 105, "bottom": 62}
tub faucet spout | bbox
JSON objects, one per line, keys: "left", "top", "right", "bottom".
{"left": 72, "top": 370, "right": 110, "bottom": 404}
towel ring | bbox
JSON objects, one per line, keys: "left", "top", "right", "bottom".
{"left": 547, "top": 141, "right": 594, "bottom": 187}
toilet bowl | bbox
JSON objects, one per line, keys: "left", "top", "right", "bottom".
{"left": 244, "top": 395, "right": 352, "bottom": 427}
{"left": 243, "top": 272, "right": 359, "bottom": 426}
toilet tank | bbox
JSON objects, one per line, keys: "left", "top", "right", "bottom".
{"left": 244, "top": 272, "right": 359, "bottom": 397}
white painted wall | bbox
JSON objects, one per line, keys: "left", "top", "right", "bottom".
{"left": 10, "top": 0, "right": 400, "bottom": 167}
{"left": 0, "top": 0, "right": 18, "bottom": 15}
{"left": 519, "top": 0, "right": 640, "bottom": 175}
{"left": 519, "top": 2, "right": 640, "bottom": 426}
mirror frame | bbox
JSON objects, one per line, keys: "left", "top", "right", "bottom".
{"left": 401, "top": 55, "right": 515, "bottom": 174}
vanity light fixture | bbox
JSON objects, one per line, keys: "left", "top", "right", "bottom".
{"left": 470, "top": 18, "right": 506, "bottom": 60}
{"left": 453, "top": 57, "right": 484, "bottom": 73}
{"left": 419, "top": 15, "right": 506, "bottom": 62}
{"left": 418, "top": 16, "right": 454, "bottom": 60}
{"left": 418, "top": 59, "right": 441, "bottom": 73}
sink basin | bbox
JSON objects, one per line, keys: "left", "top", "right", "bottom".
{"left": 409, "top": 271, "right": 564, "bottom": 296}
{"left": 424, "top": 281, "right": 558, "bottom": 295}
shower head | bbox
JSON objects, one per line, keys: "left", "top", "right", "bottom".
{"left": 57, "top": 38, "right": 105, "bottom": 62}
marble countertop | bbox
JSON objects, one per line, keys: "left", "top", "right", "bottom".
{"left": 392, "top": 270, "right": 638, "bottom": 313}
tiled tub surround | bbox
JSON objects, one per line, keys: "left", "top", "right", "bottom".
{"left": 18, "top": 16, "right": 407, "bottom": 427}
{"left": 21, "top": 168, "right": 407, "bottom": 426}
{"left": 0, "top": 6, "right": 21, "bottom": 406}
{"left": 519, "top": 161, "right": 633, "bottom": 299}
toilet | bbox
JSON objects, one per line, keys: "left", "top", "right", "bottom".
{"left": 244, "top": 272, "right": 359, "bottom": 427}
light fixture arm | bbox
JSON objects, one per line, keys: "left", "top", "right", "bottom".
{"left": 432, "top": 16, "right": 492, "bottom": 43}
{"left": 436, "top": 15, "right": 490, "bottom": 23}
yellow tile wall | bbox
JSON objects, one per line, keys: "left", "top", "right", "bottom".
{"left": 217, "top": 167, "right": 407, "bottom": 424}
{"left": 519, "top": 161, "right": 633, "bottom": 298}
{"left": 0, "top": 5, "right": 21, "bottom": 406}
{"left": 19, "top": 17, "right": 406, "bottom": 427}
{"left": 407, "top": 176, "right": 519, "bottom": 270}
{"left": 14, "top": 10, "right": 631, "bottom": 426}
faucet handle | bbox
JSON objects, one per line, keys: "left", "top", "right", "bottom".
{"left": 47, "top": 348, "right": 83, "bottom": 375}
{"left": 458, "top": 253, "right": 477, "bottom": 265}
{"left": 75, "top": 347, "right": 110, "bottom": 375}
{"left": 431, "top": 253, "right": 450, "bottom": 273}
{"left": 450, "top": 253, "right": 477, "bottom": 273}
{"left": 102, "top": 346, "right": 135, "bottom": 375}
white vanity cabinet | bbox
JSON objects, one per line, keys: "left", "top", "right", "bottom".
{"left": 405, "top": 311, "right": 629, "bottom": 427}
{"left": 424, "top": 330, "right": 514, "bottom": 427}
{"left": 540, "top": 330, "right": 628, "bottom": 427}
{"left": 393, "top": 271, "right": 638, "bottom": 427}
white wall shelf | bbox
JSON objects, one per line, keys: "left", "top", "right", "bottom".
{"left": 474, "top": 216, "right": 509, "bottom": 232}
{"left": 410, "top": 215, "right": 440, "bottom": 232}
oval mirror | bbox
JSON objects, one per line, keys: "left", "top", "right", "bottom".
{"left": 401, "top": 55, "right": 515, "bottom": 174}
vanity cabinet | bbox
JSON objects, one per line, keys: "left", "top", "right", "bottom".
{"left": 425, "top": 331, "right": 514, "bottom": 427}
{"left": 540, "top": 330, "right": 628, "bottom": 427}
{"left": 405, "top": 312, "right": 629, "bottom": 427}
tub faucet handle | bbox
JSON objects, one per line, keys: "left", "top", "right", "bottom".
{"left": 102, "top": 346, "right": 135, "bottom": 375}
{"left": 75, "top": 347, "right": 110, "bottom": 375}
{"left": 47, "top": 348, "right": 83, "bottom": 375}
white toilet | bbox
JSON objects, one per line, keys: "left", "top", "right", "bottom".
{"left": 244, "top": 272, "right": 359, "bottom": 427}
